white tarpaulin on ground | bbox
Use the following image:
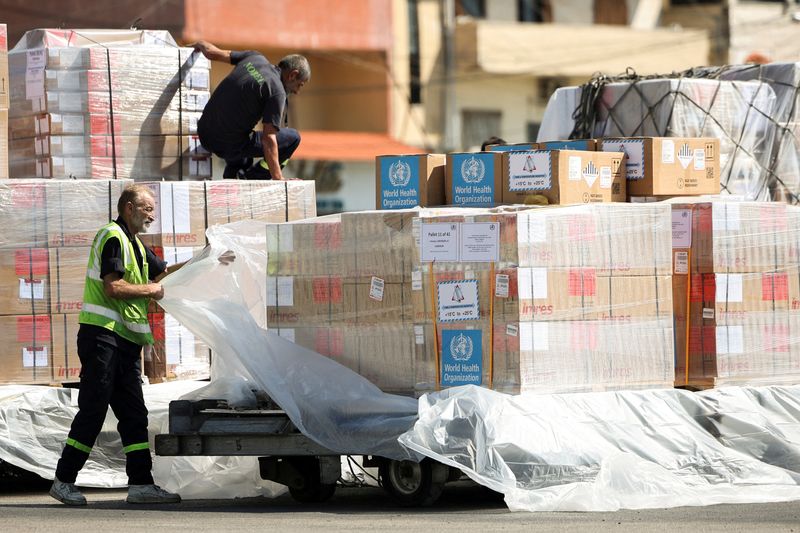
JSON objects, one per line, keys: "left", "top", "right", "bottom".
{"left": 3, "top": 219, "right": 800, "bottom": 510}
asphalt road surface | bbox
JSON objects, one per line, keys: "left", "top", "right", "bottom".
{"left": 1, "top": 473, "right": 799, "bottom": 533}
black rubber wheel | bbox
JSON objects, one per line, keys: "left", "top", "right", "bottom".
{"left": 379, "top": 458, "right": 447, "bottom": 507}
{"left": 287, "top": 457, "right": 336, "bottom": 503}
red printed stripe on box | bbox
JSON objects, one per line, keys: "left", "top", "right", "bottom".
{"left": 570, "top": 323, "right": 598, "bottom": 351}
{"left": 148, "top": 313, "right": 166, "bottom": 341}
{"left": 16, "top": 315, "right": 52, "bottom": 343}
{"left": 90, "top": 136, "right": 123, "bottom": 158}
{"left": 15, "top": 249, "right": 49, "bottom": 276}
{"left": 315, "top": 328, "right": 343, "bottom": 357}
{"left": 312, "top": 277, "right": 343, "bottom": 304}
{"left": 762, "top": 323, "right": 789, "bottom": 353}
{"left": 89, "top": 114, "right": 122, "bottom": 136}
{"left": 11, "top": 183, "right": 46, "bottom": 208}
{"left": 567, "top": 214, "right": 596, "bottom": 242}
{"left": 762, "top": 272, "right": 789, "bottom": 301}
{"left": 568, "top": 268, "right": 596, "bottom": 297}
{"left": 314, "top": 223, "right": 342, "bottom": 250}
{"left": 207, "top": 182, "right": 243, "bottom": 208}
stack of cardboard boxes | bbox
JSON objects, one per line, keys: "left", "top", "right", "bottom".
{"left": 265, "top": 203, "right": 675, "bottom": 396}
{"left": 672, "top": 200, "right": 800, "bottom": 388}
{"left": 1, "top": 24, "right": 8, "bottom": 178}
{"left": 0, "top": 178, "right": 317, "bottom": 385}
{"left": 6, "top": 29, "right": 211, "bottom": 180}
{"left": 0, "top": 179, "right": 128, "bottom": 384}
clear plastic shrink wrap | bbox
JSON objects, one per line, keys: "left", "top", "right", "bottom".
{"left": 265, "top": 203, "right": 675, "bottom": 396}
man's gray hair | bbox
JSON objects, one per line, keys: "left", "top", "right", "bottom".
{"left": 278, "top": 54, "right": 311, "bottom": 81}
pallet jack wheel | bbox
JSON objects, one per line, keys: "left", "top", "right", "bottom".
{"left": 379, "top": 458, "right": 448, "bottom": 507}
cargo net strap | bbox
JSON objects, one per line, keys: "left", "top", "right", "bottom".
{"left": 63, "top": 30, "right": 191, "bottom": 181}
{"left": 569, "top": 65, "right": 800, "bottom": 203}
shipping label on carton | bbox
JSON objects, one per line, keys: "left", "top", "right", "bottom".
{"left": 379, "top": 156, "right": 421, "bottom": 209}
{"left": 602, "top": 139, "right": 645, "bottom": 181}
{"left": 507, "top": 151, "right": 552, "bottom": 191}
{"left": 449, "top": 153, "right": 498, "bottom": 206}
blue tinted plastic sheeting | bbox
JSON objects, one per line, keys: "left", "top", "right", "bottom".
{"left": 155, "top": 220, "right": 800, "bottom": 511}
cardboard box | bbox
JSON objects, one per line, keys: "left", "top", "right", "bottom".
{"left": 515, "top": 203, "right": 672, "bottom": 276}
{"left": 509, "top": 320, "right": 674, "bottom": 394}
{"left": 535, "top": 139, "right": 597, "bottom": 151}
{"left": 445, "top": 152, "right": 503, "bottom": 207}
{"left": 0, "top": 180, "right": 48, "bottom": 248}
{"left": 8, "top": 111, "right": 203, "bottom": 138}
{"left": 0, "top": 248, "right": 50, "bottom": 315}
{"left": 272, "top": 324, "right": 416, "bottom": 395}
{"left": 51, "top": 313, "right": 81, "bottom": 383}
{"left": 0, "top": 109, "right": 7, "bottom": 178}
{"left": 46, "top": 179, "right": 130, "bottom": 247}
{"left": 341, "top": 210, "right": 416, "bottom": 277}
{"left": 266, "top": 216, "right": 346, "bottom": 277}
{"left": 376, "top": 154, "right": 445, "bottom": 210}
{"left": 486, "top": 142, "right": 537, "bottom": 152}
{"left": 10, "top": 154, "right": 212, "bottom": 180}
{"left": 0, "top": 24, "right": 7, "bottom": 110}
{"left": 9, "top": 88, "right": 209, "bottom": 118}
{"left": 0, "top": 314, "right": 53, "bottom": 384}
{"left": 265, "top": 274, "right": 346, "bottom": 326}
{"left": 10, "top": 134, "right": 207, "bottom": 159}
{"left": 502, "top": 149, "right": 626, "bottom": 205}
{"left": 412, "top": 321, "right": 494, "bottom": 394}
{"left": 286, "top": 181, "right": 317, "bottom": 221}
{"left": 495, "top": 268, "right": 673, "bottom": 322}
{"left": 138, "top": 181, "right": 207, "bottom": 248}
{"left": 48, "top": 247, "right": 90, "bottom": 314}
{"left": 600, "top": 137, "right": 720, "bottom": 196}
{"left": 146, "top": 312, "right": 210, "bottom": 383}
{"left": 205, "top": 180, "right": 287, "bottom": 227}
{"left": 670, "top": 201, "right": 790, "bottom": 274}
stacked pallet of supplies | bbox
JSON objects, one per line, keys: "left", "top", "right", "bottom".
{"left": 265, "top": 203, "right": 675, "bottom": 396}
{"left": 671, "top": 199, "right": 800, "bottom": 388}
{"left": 0, "top": 178, "right": 317, "bottom": 385}
{"left": 0, "top": 24, "right": 8, "bottom": 177}
{"left": 6, "top": 28, "right": 211, "bottom": 180}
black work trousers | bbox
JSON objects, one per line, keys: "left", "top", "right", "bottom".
{"left": 199, "top": 128, "right": 301, "bottom": 171}
{"left": 55, "top": 331, "right": 153, "bottom": 485}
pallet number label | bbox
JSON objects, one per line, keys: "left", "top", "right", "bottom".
{"left": 420, "top": 222, "right": 459, "bottom": 262}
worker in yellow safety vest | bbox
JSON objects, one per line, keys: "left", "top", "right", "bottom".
{"left": 49, "top": 184, "right": 231, "bottom": 505}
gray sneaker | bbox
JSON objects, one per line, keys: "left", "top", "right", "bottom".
{"left": 126, "top": 484, "right": 181, "bottom": 504}
{"left": 49, "top": 477, "right": 87, "bottom": 506}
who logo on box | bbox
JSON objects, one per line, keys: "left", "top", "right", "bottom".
{"left": 389, "top": 159, "right": 412, "bottom": 187}
{"left": 460, "top": 155, "right": 486, "bottom": 184}
{"left": 441, "top": 329, "right": 483, "bottom": 387}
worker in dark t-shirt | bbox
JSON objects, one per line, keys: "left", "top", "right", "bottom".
{"left": 191, "top": 40, "right": 310, "bottom": 180}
